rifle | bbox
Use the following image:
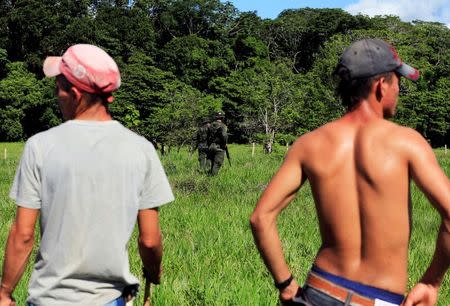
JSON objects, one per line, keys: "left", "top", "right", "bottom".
{"left": 225, "top": 145, "right": 231, "bottom": 167}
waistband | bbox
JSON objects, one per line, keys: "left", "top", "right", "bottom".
{"left": 29, "top": 296, "right": 125, "bottom": 306}
{"left": 308, "top": 265, "right": 404, "bottom": 305}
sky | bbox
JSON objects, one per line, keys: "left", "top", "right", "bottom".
{"left": 224, "top": 0, "right": 450, "bottom": 28}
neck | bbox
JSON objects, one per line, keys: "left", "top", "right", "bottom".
{"left": 74, "top": 100, "right": 112, "bottom": 121}
{"left": 343, "top": 97, "right": 384, "bottom": 123}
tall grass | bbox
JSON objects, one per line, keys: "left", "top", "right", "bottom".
{"left": 0, "top": 143, "right": 449, "bottom": 305}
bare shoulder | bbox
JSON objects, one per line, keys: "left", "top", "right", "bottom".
{"left": 361, "top": 119, "right": 428, "bottom": 150}
{"left": 376, "top": 123, "right": 443, "bottom": 181}
{"left": 387, "top": 123, "right": 432, "bottom": 155}
{"left": 290, "top": 125, "right": 322, "bottom": 149}
{"left": 288, "top": 122, "right": 336, "bottom": 158}
{"left": 387, "top": 121, "right": 422, "bottom": 139}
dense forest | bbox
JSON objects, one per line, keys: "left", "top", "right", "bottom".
{"left": 0, "top": 0, "right": 449, "bottom": 147}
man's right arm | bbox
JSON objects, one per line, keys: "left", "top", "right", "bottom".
{"left": 137, "top": 208, "right": 163, "bottom": 284}
{"left": 403, "top": 130, "right": 450, "bottom": 306}
{"left": 0, "top": 207, "right": 39, "bottom": 306}
{"left": 250, "top": 139, "right": 307, "bottom": 302}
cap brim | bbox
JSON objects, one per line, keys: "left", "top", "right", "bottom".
{"left": 396, "top": 62, "right": 419, "bottom": 81}
{"left": 43, "top": 56, "right": 62, "bottom": 77}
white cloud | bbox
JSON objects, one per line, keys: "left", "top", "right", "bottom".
{"left": 345, "top": 0, "right": 450, "bottom": 25}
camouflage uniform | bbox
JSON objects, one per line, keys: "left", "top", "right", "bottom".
{"left": 207, "top": 115, "right": 228, "bottom": 176}
{"left": 195, "top": 122, "right": 210, "bottom": 171}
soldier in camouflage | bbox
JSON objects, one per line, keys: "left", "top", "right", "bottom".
{"left": 195, "top": 119, "right": 211, "bottom": 172}
{"left": 207, "top": 111, "right": 228, "bottom": 176}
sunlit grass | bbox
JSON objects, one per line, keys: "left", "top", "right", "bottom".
{"left": 0, "top": 143, "right": 449, "bottom": 305}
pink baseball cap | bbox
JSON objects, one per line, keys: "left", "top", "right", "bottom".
{"left": 43, "top": 44, "right": 121, "bottom": 102}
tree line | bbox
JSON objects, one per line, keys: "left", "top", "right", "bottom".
{"left": 0, "top": 0, "right": 449, "bottom": 148}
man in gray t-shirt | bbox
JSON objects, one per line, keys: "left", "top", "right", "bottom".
{"left": 0, "top": 44, "right": 174, "bottom": 306}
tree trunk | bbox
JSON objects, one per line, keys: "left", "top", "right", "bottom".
{"left": 264, "top": 129, "right": 275, "bottom": 154}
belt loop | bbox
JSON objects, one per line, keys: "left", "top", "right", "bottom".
{"left": 344, "top": 291, "right": 353, "bottom": 306}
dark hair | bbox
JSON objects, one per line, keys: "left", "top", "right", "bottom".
{"left": 56, "top": 75, "right": 111, "bottom": 106}
{"left": 334, "top": 65, "right": 393, "bottom": 110}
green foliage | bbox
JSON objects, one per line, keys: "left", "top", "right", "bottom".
{"left": 0, "top": 62, "right": 43, "bottom": 108}
{"left": 4, "top": 0, "right": 56, "bottom": 68}
{"left": 0, "top": 106, "right": 24, "bottom": 141}
{"left": 233, "top": 36, "right": 268, "bottom": 63}
{"left": 396, "top": 87, "right": 450, "bottom": 145}
{"left": 152, "top": 0, "right": 237, "bottom": 43}
{"left": 112, "top": 51, "right": 221, "bottom": 145}
{"left": 110, "top": 103, "right": 141, "bottom": 130}
{"left": 161, "top": 35, "right": 235, "bottom": 89}
{"left": 0, "top": 62, "right": 60, "bottom": 140}
{"left": 113, "top": 51, "right": 175, "bottom": 139}
{"left": 94, "top": 2, "right": 157, "bottom": 61}
{"left": 0, "top": 2, "right": 448, "bottom": 146}
{"left": 227, "top": 11, "right": 265, "bottom": 38}
{"left": 150, "top": 87, "right": 221, "bottom": 146}
{"left": 211, "top": 59, "right": 304, "bottom": 143}
{"left": 0, "top": 48, "right": 8, "bottom": 78}
{"left": 275, "top": 133, "right": 297, "bottom": 145}
{"left": 268, "top": 8, "right": 371, "bottom": 72}
{"left": 0, "top": 62, "right": 42, "bottom": 140}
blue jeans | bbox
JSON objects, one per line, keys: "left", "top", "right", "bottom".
{"left": 282, "top": 285, "right": 345, "bottom": 306}
{"left": 103, "top": 296, "right": 125, "bottom": 306}
{"left": 301, "top": 285, "right": 347, "bottom": 306}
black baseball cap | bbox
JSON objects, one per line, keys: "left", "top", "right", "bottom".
{"left": 338, "top": 39, "right": 419, "bottom": 81}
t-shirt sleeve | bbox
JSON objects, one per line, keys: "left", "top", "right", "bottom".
{"left": 139, "top": 143, "right": 175, "bottom": 210}
{"left": 9, "top": 138, "right": 42, "bottom": 209}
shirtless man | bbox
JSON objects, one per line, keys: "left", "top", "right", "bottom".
{"left": 250, "top": 39, "right": 450, "bottom": 306}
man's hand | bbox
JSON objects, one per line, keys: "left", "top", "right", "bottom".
{"left": 0, "top": 289, "right": 15, "bottom": 306}
{"left": 0, "top": 297, "right": 15, "bottom": 306}
{"left": 279, "top": 279, "right": 300, "bottom": 305}
{"left": 402, "top": 283, "right": 438, "bottom": 306}
{"left": 143, "top": 266, "right": 162, "bottom": 285}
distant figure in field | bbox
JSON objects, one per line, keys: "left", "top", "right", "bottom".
{"left": 207, "top": 111, "right": 228, "bottom": 176}
{"left": 0, "top": 44, "right": 174, "bottom": 306}
{"left": 194, "top": 118, "right": 211, "bottom": 172}
{"left": 251, "top": 39, "right": 449, "bottom": 306}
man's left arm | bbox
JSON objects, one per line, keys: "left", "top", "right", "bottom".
{"left": 402, "top": 130, "right": 450, "bottom": 306}
{"left": 0, "top": 207, "right": 39, "bottom": 305}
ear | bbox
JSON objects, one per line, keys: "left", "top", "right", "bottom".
{"left": 70, "top": 86, "right": 83, "bottom": 103}
{"left": 374, "top": 78, "right": 384, "bottom": 101}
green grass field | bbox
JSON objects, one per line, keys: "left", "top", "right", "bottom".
{"left": 1, "top": 143, "right": 449, "bottom": 305}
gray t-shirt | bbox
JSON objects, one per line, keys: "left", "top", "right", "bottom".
{"left": 10, "top": 120, "right": 174, "bottom": 306}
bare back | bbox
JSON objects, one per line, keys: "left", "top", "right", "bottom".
{"left": 298, "top": 115, "right": 413, "bottom": 293}
{"left": 251, "top": 45, "right": 450, "bottom": 305}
